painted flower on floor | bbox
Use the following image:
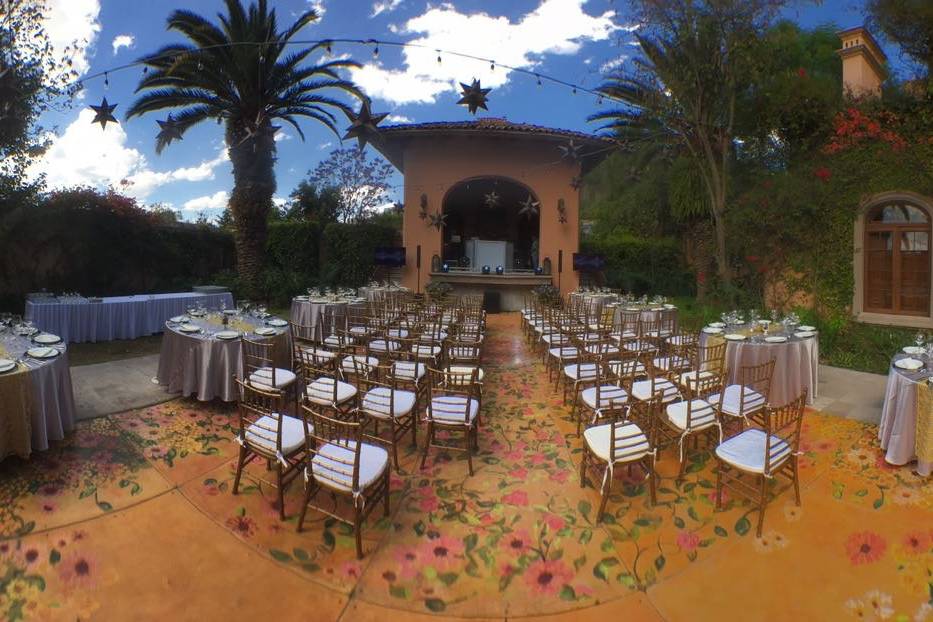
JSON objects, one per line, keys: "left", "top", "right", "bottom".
{"left": 524, "top": 558, "right": 574, "bottom": 595}
{"left": 846, "top": 531, "right": 888, "bottom": 565}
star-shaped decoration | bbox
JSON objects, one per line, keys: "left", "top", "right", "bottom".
{"left": 457, "top": 79, "right": 491, "bottom": 115}
{"left": 343, "top": 99, "right": 388, "bottom": 148}
{"left": 484, "top": 190, "right": 500, "bottom": 209}
{"left": 518, "top": 195, "right": 540, "bottom": 219}
{"left": 570, "top": 176, "right": 583, "bottom": 190}
{"left": 156, "top": 115, "right": 184, "bottom": 145}
{"left": 89, "top": 97, "right": 118, "bottom": 130}
{"left": 427, "top": 211, "right": 447, "bottom": 230}
{"left": 557, "top": 198, "right": 568, "bottom": 224}
{"left": 558, "top": 140, "right": 583, "bottom": 164}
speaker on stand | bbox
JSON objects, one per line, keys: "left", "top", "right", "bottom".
{"left": 416, "top": 245, "right": 422, "bottom": 294}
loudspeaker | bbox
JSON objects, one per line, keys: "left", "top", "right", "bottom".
{"left": 416, "top": 245, "right": 421, "bottom": 269}
{"left": 558, "top": 250, "right": 563, "bottom": 273}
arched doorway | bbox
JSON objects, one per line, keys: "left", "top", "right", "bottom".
{"left": 864, "top": 199, "right": 931, "bottom": 315}
{"left": 441, "top": 177, "right": 540, "bottom": 271}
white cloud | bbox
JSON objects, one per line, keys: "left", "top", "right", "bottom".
{"left": 183, "top": 191, "right": 229, "bottom": 212}
{"left": 27, "top": 110, "right": 230, "bottom": 201}
{"left": 111, "top": 34, "right": 134, "bottom": 55}
{"left": 272, "top": 196, "right": 288, "bottom": 208}
{"left": 351, "top": 0, "right": 621, "bottom": 105}
{"left": 599, "top": 57, "right": 626, "bottom": 73}
{"left": 318, "top": 141, "right": 333, "bottom": 150}
{"left": 386, "top": 114, "right": 412, "bottom": 123}
{"left": 307, "top": 0, "right": 326, "bottom": 18}
{"left": 42, "top": 0, "right": 101, "bottom": 76}
{"left": 274, "top": 131, "right": 293, "bottom": 142}
{"left": 371, "top": 0, "right": 404, "bottom": 17}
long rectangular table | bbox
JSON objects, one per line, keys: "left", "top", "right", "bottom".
{"left": 25, "top": 292, "right": 234, "bottom": 343}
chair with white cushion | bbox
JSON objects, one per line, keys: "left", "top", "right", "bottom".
{"left": 357, "top": 364, "right": 418, "bottom": 471}
{"left": 712, "top": 358, "right": 774, "bottom": 432}
{"left": 232, "top": 378, "right": 306, "bottom": 520}
{"left": 580, "top": 397, "right": 657, "bottom": 522}
{"left": 243, "top": 336, "right": 298, "bottom": 402}
{"left": 675, "top": 340, "right": 726, "bottom": 396}
{"left": 662, "top": 371, "right": 724, "bottom": 478}
{"left": 290, "top": 320, "right": 338, "bottom": 373}
{"left": 421, "top": 367, "right": 481, "bottom": 476}
{"left": 297, "top": 405, "right": 389, "bottom": 559}
{"left": 297, "top": 350, "right": 358, "bottom": 419}
{"left": 340, "top": 339, "right": 379, "bottom": 385}
{"left": 610, "top": 308, "right": 640, "bottom": 347}
{"left": 444, "top": 339, "right": 485, "bottom": 407}
{"left": 714, "top": 390, "right": 806, "bottom": 536}
{"left": 575, "top": 355, "right": 629, "bottom": 436}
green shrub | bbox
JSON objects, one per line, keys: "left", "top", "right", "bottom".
{"left": 320, "top": 221, "right": 400, "bottom": 287}
{"left": 583, "top": 232, "right": 694, "bottom": 296}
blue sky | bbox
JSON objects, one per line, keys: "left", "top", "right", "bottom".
{"left": 29, "top": 0, "right": 906, "bottom": 222}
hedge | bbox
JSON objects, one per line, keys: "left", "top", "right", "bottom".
{"left": 582, "top": 232, "right": 694, "bottom": 297}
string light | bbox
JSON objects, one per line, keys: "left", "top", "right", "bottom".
{"left": 436, "top": 50, "right": 441, "bottom": 64}
{"left": 536, "top": 74, "right": 542, "bottom": 87}
{"left": 373, "top": 44, "right": 379, "bottom": 58}
{"left": 103, "top": 71, "right": 108, "bottom": 88}
{"left": 325, "top": 40, "right": 332, "bottom": 55}
{"left": 490, "top": 60, "right": 495, "bottom": 71}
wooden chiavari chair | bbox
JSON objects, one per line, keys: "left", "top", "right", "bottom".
{"left": 297, "top": 348, "right": 358, "bottom": 419}
{"left": 713, "top": 358, "right": 775, "bottom": 431}
{"left": 662, "top": 368, "right": 725, "bottom": 478}
{"left": 232, "top": 378, "right": 306, "bottom": 520}
{"left": 421, "top": 366, "right": 481, "bottom": 476}
{"left": 714, "top": 391, "right": 806, "bottom": 536}
{"left": 580, "top": 393, "right": 658, "bottom": 522}
{"left": 357, "top": 362, "right": 418, "bottom": 471}
{"left": 674, "top": 340, "right": 727, "bottom": 395}
{"left": 242, "top": 336, "right": 298, "bottom": 395}
{"left": 611, "top": 308, "right": 641, "bottom": 348}
{"left": 575, "top": 351, "right": 629, "bottom": 436}
{"left": 290, "top": 320, "right": 338, "bottom": 374}
{"left": 297, "top": 404, "right": 390, "bottom": 558}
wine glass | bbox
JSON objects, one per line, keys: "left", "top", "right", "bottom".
{"left": 914, "top": 331, "right": 925, "bottom": 350}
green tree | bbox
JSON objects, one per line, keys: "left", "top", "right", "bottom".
{"left": 285, "top": 180, "right": 341, "bottom": 223}
{"left": 866, "top": 0, "right": 933, "bottom": 76}
{"left": 126, "top": 0, "right": 362, "bottom": 295}
{"left": 591, "top": 0, "right": 792, "bottom": 286}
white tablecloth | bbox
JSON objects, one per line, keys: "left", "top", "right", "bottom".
{"left": 25, "top": 292, "right": 234, "bottom": 343}
{"left": 879, "top": 356, "right": 932, "bottom": 476}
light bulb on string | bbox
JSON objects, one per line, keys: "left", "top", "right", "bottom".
{"left": 572, "top": 86, "right": 577, "bottom": 95}
{"left": 326, "top": 41, "right": 332, "bottom": 55}
{"left": 490, "top": 61, "right": 495, "bottom": 71}
{"left": 436, "top": 51, "right": 441, "bottom": 64}
{"left": 535, "top": 74, "right": 542, "bottom": 87}
{"left": 103, "top": 71, "right": 109, "bottom": 88}
{"left": 373, "top": 44, "right": 379, "bottom": 59}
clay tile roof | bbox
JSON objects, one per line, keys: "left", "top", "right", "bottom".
{"left": 378, "top": 118, "right": 614, "bottom": 145}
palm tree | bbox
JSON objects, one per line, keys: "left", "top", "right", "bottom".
{"left": 127, "top": 0, "right": 362, "bottom": 295}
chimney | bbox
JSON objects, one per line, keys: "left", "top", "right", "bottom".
{"left": 837, "top": 26, "right": 888, "bottom": 98}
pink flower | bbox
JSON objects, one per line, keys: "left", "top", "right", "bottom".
{"left": 500, "top": 529, "right": 534, "bottom": 556}
{"left": 417, "top": 486, "right": 440, "bottom": 512}
{"left": 57, "top": 552, "right": 97, "bottom": 590}
{"left": 677, "top": 531, "right": 700, "bottom": 552}
{"left": 846, "top": 532, "right": 887, "bottom": 565}
{"left": 544, "top": 514, "right": 566, "bottom": 532}
{"left": 707, "top": 489, "right": 729, "bottom": 505}
{"left": 40, "top": 502, "right": 57, "bottom": 514}
{"left": 393, "top": 547, "right": 423, "bottom": 579}
{"left": 509, "top": 467, "right": 528, "bottom": 479}
{"left": 420, "top": 535, "right": 465, "bottom": 573}
{"left": 814, "top": 166, "right": 831, "bottom": 182}
{"left": 226, "top": 515, "right": 258, "bottom": 538}
{"left": 340, "top": 561, "right": 362, "bottom": 580}
{"left": 529, "top": 453, "right": 548, "bottom": 466}
{"left": 524, "top": 558, "right": 574, "bottom": 595}
{"left": 549, "top": 470, "right": 569, "bottom": 484}
{"left": 502, "top": 490, "right": 529, "bottom": 506}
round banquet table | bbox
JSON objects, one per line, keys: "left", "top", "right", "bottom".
{"left": 0, "top": 331, "right": 76, "bottom": 460}
{"left": 156, "top": 314, "right": 290, "bottom": 403}
{"left": 611, "top": 304, "right": 679, "bottom": 326}
{"left": 698, "top": 327, "right": 818, "bottom": 406}
{"left": 879, "top": 353, "right": 932, "bottom": 476}
{"left": 358, "top": 286, "right": 409, "bottom": 304}
{"left": 290, "top": 297, "right": 367, "bottom": 340}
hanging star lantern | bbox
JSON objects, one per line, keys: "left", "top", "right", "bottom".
{"left": 557, "top": 198, "right": 568, "bottom": 224}
{"left": 89, "top": 97, "right": 118, "bottom": 130}
{"left": 457, "top": 79, "right": 491, "bottom": 115}
{"left": 427, "top": 211, "right": 447, "bottom": 230}
{"left": 343, "top": 99, "right": 388, "bottom": 149}
{"left": 156, "top": 115, "right": 184, "bottom": 146}
{"left": 518, "top": 195, "right": 540, "bottom": 219}
{"left": 484, "top": 190, "right": 500, "bottom": 209}
{"left": 558, "top": 139, "right": 583, "bottom": 164}
{"left": 419, "top": 193, "right": 429, "bottom": 219}
{"left": 570, "top": 175, "right": 583, "bottom": 190}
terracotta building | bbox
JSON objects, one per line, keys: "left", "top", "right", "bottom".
{"left": 372, "top": 119, "right": 611, "bottom": 309}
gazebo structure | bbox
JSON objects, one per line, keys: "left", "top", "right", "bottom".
{"left": 372, "top": 119, "right": 612, "bottom": 309}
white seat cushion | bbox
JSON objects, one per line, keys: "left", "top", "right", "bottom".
{"left": 306, "top": 377, "right": 357, "bottom": 405}
{"left": 665, "top": 399, "right": 718, "bottom": 431}
{"left": 323, "top": 334, "right": 354, "bottom": 347}
{"left": 361, "top": 387, "right": 416, "bottom": 419}
{"left": 311, "top": 441, "right": 388, "bottom": 492}
{"left": 249, "top": 367, "right": 297, "bottom": 390}
{"left": 392, "top": 360, "right": 426, "bottom": 383}
{"left": 341, "top": 355, "right": 379, "bottom": 375}
{"left": 244, "top": 414, "right": 305, "bottom": 454}
{"left": 666, "top": 335, "right": 695, "bottom": 346}
{"left": 631, "top": 378, "right": 679, "bottom": 403}
{"left": 369, "top": 339, "right": 400, "bottom": 353}
{"left": 584, "top": 343, "right": 620, "bottom": 356}
{"left": 428, "top": 395, "right": 480, "bottom": 423}
{"left": 653, "top": 355, "right": 690, "bottom": 372}
{"left": 677, "top": 370, "right": 715, "bottom": 388}
{"left": 584, "top": 422, "right": 652, "bottom": 463}
{"left": 349, "top": 326, "right": 370, "bottom": 336}
{"left": 580, "top": 385, "right": 628, "bottom": 410}
{"left": 412, "top": 344, "right": 441, "bottom": 357}
{"left": 387, "top": 328, "right": 409, "bottom": 339}
{"left": 301, "top": 347, "right": 336, "bottom": 365}
{"left": 709, "top": 385, "right": 767, "bottom": 417}
{"left": 645, "top": 329, "right": 673, "bottom": 338}
{"left": 542, "top": 333, "right": 571, "bottom": 345}
{"left": 446, "top": 365, "right": 484, "bottom": 384}
{"left": 563, "top": 362, "right": 598, "bottom": 381}
{"left": 623, "top": 341, "right": 655, "bottom": 353}
{"left": 549, "top": 346, "right": 579, "bottom": 360}
{"left": 608, "top": 359, "right": 646, "bottom": 377}
{"left": 715, "top": 429, "right": 791, "bottom": 474}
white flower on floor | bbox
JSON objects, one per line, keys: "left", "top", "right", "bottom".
{"left": 846, "top": 448, "right": 874, "bottom": 469}
{"left": 783, "top": 504, "right": 803, "bottom": 522}
{"left": 863, "top": 590, "right": 894, "bottom": 619}
{"left": 915, "top": 602, "right": 932, "bottom": 622}
{"left": 752, "top": 530, "right": 789, "bottom": 553}
{"left": 845, "top": 598, "right": 870, "bottom": 619}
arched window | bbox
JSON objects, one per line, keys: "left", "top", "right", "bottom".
{"left": 864, "top": 201, "right": 931, "bottom": 315}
